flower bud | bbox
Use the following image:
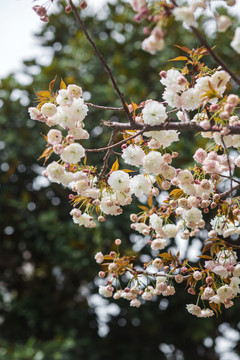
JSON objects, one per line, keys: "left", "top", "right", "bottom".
{"left": 181, "top": 267, "right": 188, "bottom": 274}
{"left": 220, "top": 111, "right": 229, "bottom": 120}
{"left": 115, "top": 239, "right": 121, "bottom": 246}
{"left": 80, "top": 1, "right": 87, "bottom": 9}
{"left": 175, "top": 274, "right": 184, "bottom": 283}
{"left": 98, "top": 271, "right": 105, "bottom": 278}
{"left": 209, "top": 104, "right": 219, "bottom": 112}
{"left": 65, "top": 5, "right": 72, "bottom": 13}
{"left": 188, "top": 287, "right": 196, "bottom": 295}
{"left": 206, "top": 276, "right": 213, "bottom": 285}
{"left": 159, "top": 70, "right": 167, "bottom": 78}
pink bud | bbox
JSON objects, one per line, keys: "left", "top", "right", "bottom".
{"left": 134, "top": 14, "right": 141, "bottom": 22}
{"left": 227, "top": 94, "right": 239, "bottom": 106}
{"left": 98, "top": 271, "right": 105, "bottom": 278}
{"left": 115, "top": 239, "right": 121, "bottom": 246}
{"left": 177, "top": 76, "right": 187, "bottom": 86}
{"left": 220, "top": 111, "right": 229, "bottom": 120}
{"left": 224, "top": 103, "right": 234, "bottom": 113}
{"left": 159, "top": 70, "right": 167, "bottom": 78}
{"left": 79, "top": 1, "right": 87, "bottom": 9}
{"left": 211, "top": 202, "right": 217, "bottom": 209}
{"left": 161, "top": 180, "right": 171, "bottom": 190}
{"left": 143, "top": 26, "right": 151, "bottom": 35}
{"left": 65, "top": 5, "right": 72, "bottom": 13}
{"left": 188, "top": 287, "right": 196, "bottom": 295}
{"left": 209, "top": 104, "right": 219, "bottom": 112}
{"left": 130, "top": 214, "right": 138, "bottom": 222}
{"left": 40, "top": 15, "right": 49, "bottom": 22}
{"left": 121, "top": 144, "right": 127, "bottom": 150}
{"left": 110, "top": 251, "right": 116, "bottom": 258}
{"left": 206, "top": 276, "right": 213, "bottom": 285}
{"left": 181, "top": 267, "right": 188, "bottom": 274}
{"left": 69, "top": 194, "right": 74, "bottom": 199}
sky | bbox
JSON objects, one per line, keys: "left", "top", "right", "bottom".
{"left": 0, "top": 0, "right": 45, "bottom": 79}
{"left": 0, "top": 0, "right": 109, "bottom": 80}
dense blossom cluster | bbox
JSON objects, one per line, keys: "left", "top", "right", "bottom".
{"left": 95, "top": 246, "right": 240, "bottom": 317}
{"left": 130, "top": 0, "right": 240, "bottom": 55}
{"left": 29, "top": 0, "right": 240, "bottom": 317}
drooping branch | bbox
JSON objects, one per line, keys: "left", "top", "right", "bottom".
{"left": 190, "top": 26, "right": 240, "bottom": 86}
{"left": 69, "top": 0, "right": 134, "bottom": 124}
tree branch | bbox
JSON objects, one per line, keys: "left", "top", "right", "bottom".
{"left": 220, "top": 184, "right": 240, "bottom": 199}
{"left": 86, "top": 102, "right": 124, "bottom": 111}
{"left": 98, "top": 128, "right": 118, "bottom": 178}
{"left": 219, "top": 173, "right": 240, "bottom": 186}
{"left": 221, "top": 135, "right": 233, "bottom": 204}
{"left": 69, "top": 0, "right": 134, "bottom": 124}
{"left": 190, "top": 26, "right": 240, "bottom": 85}
{"left": 86, "top": 128, "right": 146, "bottom": 153}
{"left": 101, "top": 119, "right": 240, "bottom": 135}
{"left": 125, "top": 267, "right": 190, "bottom": 279}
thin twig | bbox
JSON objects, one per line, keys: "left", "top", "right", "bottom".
{"left": 69, "top": 0, "right": 134, "bottom": 124}
{"left": 99, "top": 128, "right": 118, "bottom": 178}
{"left": 220, "top": 184, "right": 240, "bottom": 199}
{"left": 218, "top": 173, "right": 240, "bottom": 186}
{"left": 125, "top": 267, "right": 190, "bottom": 279}
{"left": 190, "top": 26, "right": 240, "bottom": 85}
{"left": 221, "top": 135, "right": 233, "bottom": 204}
{"left": 86, "top": 102, "right": 124, "bottom": 111}
{"left": 86, "top": 128, "right": 146, "bottom": 153}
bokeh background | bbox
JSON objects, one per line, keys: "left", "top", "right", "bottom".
{"left": 1, "top": 0, "right": 240, "bottom": 359}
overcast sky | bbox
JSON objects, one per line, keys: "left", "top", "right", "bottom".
{"left": 0, "top": 0, "right": 45, "bottom": 79}
{"left": 0, "top": 0, "right": 110, "bottom": 80}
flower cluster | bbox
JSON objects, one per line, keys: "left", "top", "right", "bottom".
{"left": 96, "top": 242, "right": 240, "bottom": 318}
{"left": 29, "top": 0, "right": 240, "bottom": 318}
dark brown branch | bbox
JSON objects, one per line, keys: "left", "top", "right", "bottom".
{"left": 101, "top": 119, "right": 240, "bottom": 135}
{"left": 220, "top": 184, "right": 240, "bottom": 199}
{"left": 190, "top": 26, "right": 240, "bottom": 85}
{"left": 86, "top": 102, "right": 124, "bottom": 111}
{"left": 86, "top": 128, "right": 146, "bottom": 153}
{"left": 69, "top": 0, "right": 134, "bottom": 124}
{"left": 98, "top": 129, "right": 118, "bottom": 178}
{"left": 219, "top": 173, "right": 240, "bottom": 186}
{"left": 221, "top": 135, "right": 233, "bottom": 203}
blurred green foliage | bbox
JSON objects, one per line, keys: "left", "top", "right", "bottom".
{"left": 1, "top": 1, "right": 240, "bottom": 359}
